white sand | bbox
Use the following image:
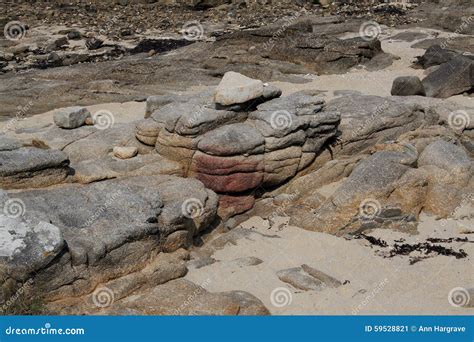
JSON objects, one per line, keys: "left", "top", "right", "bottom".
{"left": 186, "top": 212, "right": 473, "bottom": 315}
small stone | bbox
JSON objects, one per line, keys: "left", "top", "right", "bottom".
{"left": 113, "top": 146, "right": 138, "bottom": 159}
{"left": 66, "top": 30, "right": 82, "bottom": 40}
{"left": 391, "top": 76, "right": 425, "bottom": 96}
{"left": 53, "top": 106, "right": 91, "bottom": 129}
{"left": 214, "top": 71, "right": 264, "bottom": 106}
{"left": 84, "top": 116, "right": 94, "bottom": 125}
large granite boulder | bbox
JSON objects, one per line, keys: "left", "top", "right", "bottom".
{"left": 0, "top": 175, "right": 218, "bottom": 309}
{"left": 422, "top": 55, "right": 474, "bottom": 98}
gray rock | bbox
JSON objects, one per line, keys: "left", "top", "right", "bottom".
{"left": 214, "top": 71, "right": 264, "bottom": 106}
{"left": 0, "top": 215, "right": 65, "bottom": 280}
{"left": 277, "top": 267, "right": 324, "bottom": 291}
{"left": 0, "top": 135, "right": 22, "bottom": 151}
{"left": 422, "top": 55, "right": 474, "bottom": 98}
{"left": 0, "top": 147, "right": 69, "bottom": 189}
{"left": 197, "top": 123, "right": 264, "bottom": 156}
{"left": 145, "top": 94, "right": 188, "bottom": 118}
{"left": 53, "top": 106, "right": 92, "bottom": 129}
{"left": 324, "top": 95, "right": 438, "bottom": 157}
{"left": 301, "top": 264, "right": 342, "bottom": 288}
{"left": 416, "top": 45, "right": 461, "bottom": 69}
{"left": 391, "top": 76, "right": 426, "bottom": 96}
{"left": 227, "top": 256, "right": 263, "bottom": 268}
{"left": 0, "top": 175, "right": 218, "bottom": 306}
{"left": 418, "top": 140, "right": 471, "bottom": 172}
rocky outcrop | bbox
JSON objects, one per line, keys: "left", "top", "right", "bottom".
{"left": 287, "top": 139, "right": 472, "bottom": 235}
{"left": 319, "top": 94, "right": 438, "bottom": 162}
{"left": 140, "top": 72, "right": 340, "bottom": 217}
{"left": 0, "top": 175, "right": 218, "bottom": 311}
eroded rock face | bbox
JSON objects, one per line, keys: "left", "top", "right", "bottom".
{"left": 0, "top": 175, "right": 218, "bottom": 309}
{"left": 100, "top": 278, "right": 270, "bottom": 316}
{"left": 139, "top": 75, "right": 340, "bottom": 217}
{"left": 286, "top": 139, "right": 473, "bottom": 235}
{"left": 391, "top": 76, "right": 425, "bottom": 96}
{"left": 0, "top": 137, "right": 70, "bottom": 189}
{"left": 320, "top": 94, "right": 438, "bottom": 163}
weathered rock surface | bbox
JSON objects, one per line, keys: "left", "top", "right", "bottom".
{"left": 277, "top": 265, "right": 342, "bottom": 291}
{"left": 0, "top": 175, "right": 218, "bottom": 309}
{"left": 53, "top": 106, "right": 92, "bottom": 129}
{"left": 113, "top": 146, "right": 138, "bottom": 159}
{"left": 214, "top": 71, "right": 264, "bottom": 106}
{"left": 320, "top": 95, "right": 438, "bottom": 163}
{"left": 140, "top": 76, "right": 340, "bottom": 218}
{"left": 101, "top": 279, "right": 269, "bottom": 315}
{"left": 0, "top": 138, "right": 69, "bottom": 189}
{"left": 422, "top": 55, "right": 474, "bottom": 98}
{"left": 391, "top": 76, "right": 425, "bottom": 96}
{"left": 416, "top": 45, "right": 461, "bottom": 69}
{"left": 287, "top": 138, "right": 472, "bottom": 234}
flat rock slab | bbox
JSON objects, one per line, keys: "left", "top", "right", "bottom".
{"left": 197, "top": 123, "right": 264, "bottom": 156}
{"left": 103, "top": 279, "right": 269, "bottom": 315}
{"left": 277, "top": 267, "right": 323, "bottom": 291}
{"left": 277, "top": 265, "right": 342, "bottom": 291}
{"left": 0, "top": 146, "right": 69, "bottom": 189}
